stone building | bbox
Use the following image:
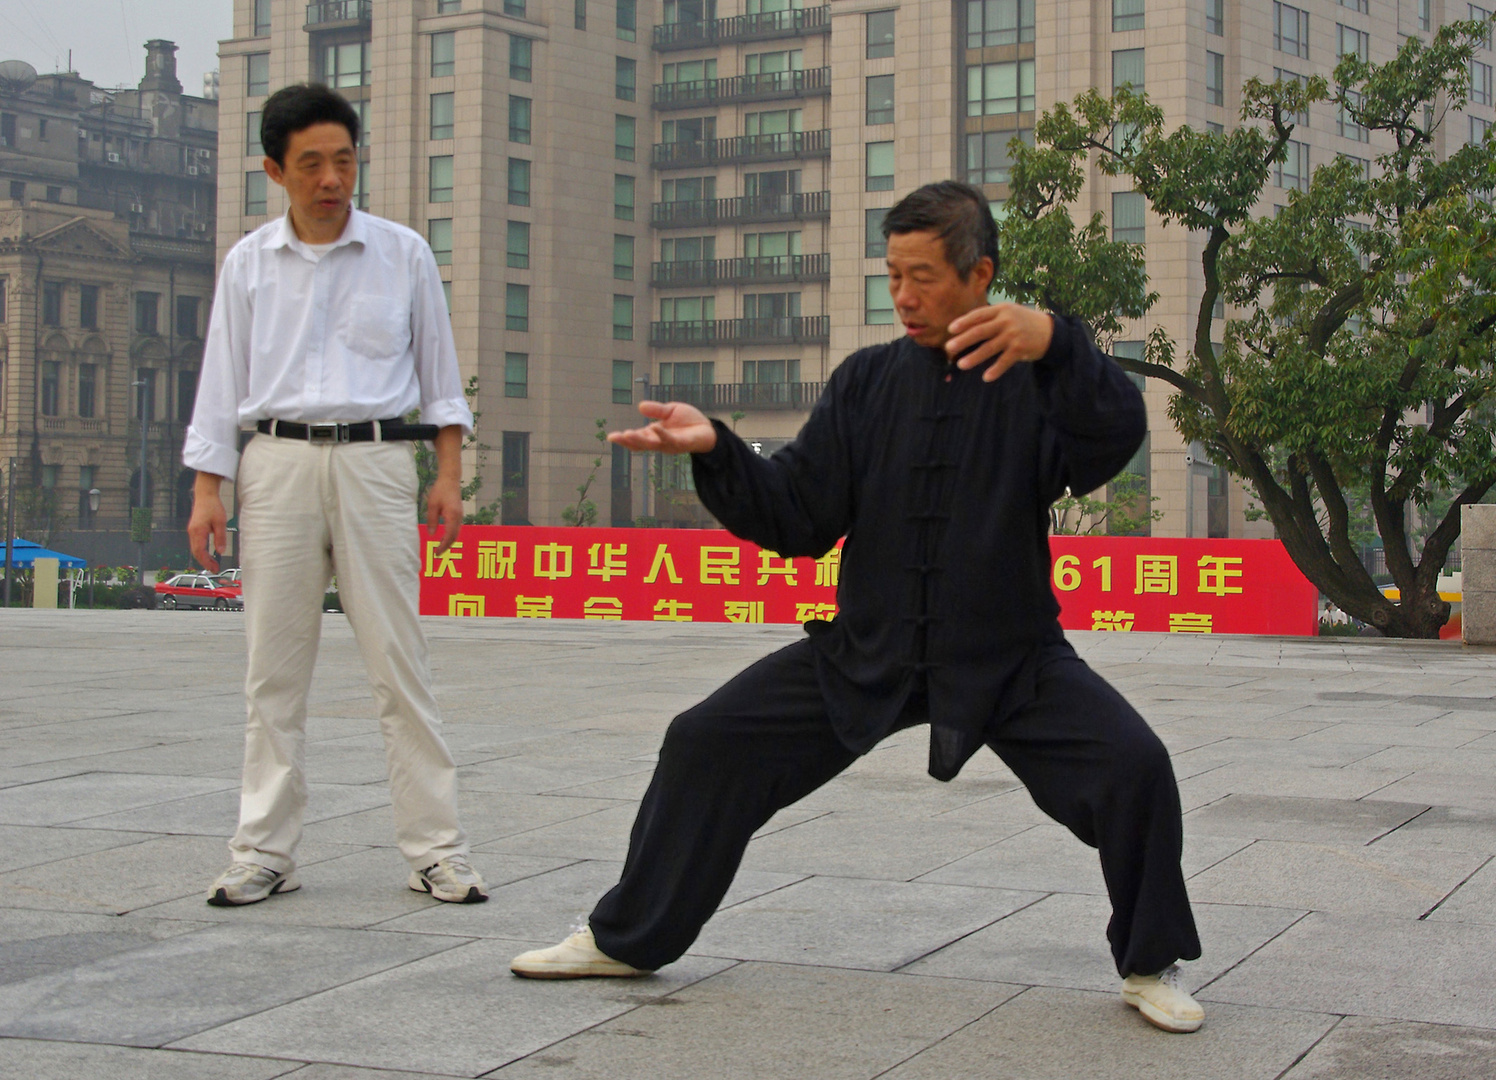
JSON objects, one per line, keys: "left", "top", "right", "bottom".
{"left": 0, "top": 40, "right": 218, "bottom": 567}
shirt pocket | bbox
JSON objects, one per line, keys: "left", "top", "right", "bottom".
{"left": 344, "top": 294, "right": 411, "bottom": 359}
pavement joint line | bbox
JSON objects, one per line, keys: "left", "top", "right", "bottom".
{"left": 862, "top": 987, "right": 1016, "bottom": 1080}
{"left": 1270, "top": 1012, "right": 1347, "bottom": 1080}
{"left": 1364, "top": 805, "right": 1434, "bottom": 846}
{"left": 1183, "top": 838, "right": 1254, "bottom": 881}
{"left": 1192, "top": 907, "right": 1315, "bottom": 998}
{"left": 1418, "top": 853, "right": 1496, "bottom": 921}
{"left": 886, "top": 890, "right": 1056, "bottom": 975}
{"left": 905, "top": 823, "right": 1041, "bottom": 882}
{"left": 1353, "top": 770, "right": 1418, "bottom": 801}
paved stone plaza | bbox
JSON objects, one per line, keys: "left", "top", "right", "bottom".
{"left": 1, "top": 610, "right": 1494, "bottom": 1078}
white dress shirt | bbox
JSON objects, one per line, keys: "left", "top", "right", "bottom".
{"left": 183, "top": 209, "right": 474, "bottom": 481}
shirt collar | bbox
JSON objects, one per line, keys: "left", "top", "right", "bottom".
{"left": 263, "top": 207, "right": 366, "bottom": 256}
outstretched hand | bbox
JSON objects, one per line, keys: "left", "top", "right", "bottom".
{"left": 944, "top": 303, "right": 1055, "bottom": 382}
{"left": 608, "top": 400, "right": 718, "bottom": 455}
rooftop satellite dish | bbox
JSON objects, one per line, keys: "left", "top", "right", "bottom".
{"left": 0, "top": 60, "right": 38, "bottom": 95}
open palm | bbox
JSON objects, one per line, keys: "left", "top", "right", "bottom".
{"left": 607, "top": 400, "right": 718, "bottom": 455}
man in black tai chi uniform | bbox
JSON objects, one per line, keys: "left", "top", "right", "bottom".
{"left": 511, "top": 181, "right": 1205, "bottom": 1032}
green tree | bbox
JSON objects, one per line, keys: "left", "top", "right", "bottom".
{"left": 998, "top": 21, "right": 1496, "bottom": 637}
{"left": 1049, "top": 472, "right": 1163, "bottom": 536}
{"left": 561, "top": 419, "right": 608, "bottom": 527}
{"left": 411, "top": 375, "right": 501, "bottom": 523}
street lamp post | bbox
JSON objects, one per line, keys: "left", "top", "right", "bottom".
{"left": 87, "top": 487, "right": 100, "bottom": 608}
{"left": 3, "top": 458, "right": 15, "bottom": 608}
{"left": 132, "top": 376, "right": 151, "bottom": 587}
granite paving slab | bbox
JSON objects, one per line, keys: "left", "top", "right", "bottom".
{"left": 1183, "top": 793, "right": 1431, "bottom": 845}
{"left": 68, "top": 780, "right": 394, "bottom": 836}
{"left": 0, "top": 823, "right": 158, "bottom": 874}
{"left": 0, "top": 772, "right": 238, "bottom": 827}
{"left": 0, "top": 1040, "right": 300, "bottom": 1080}
{"left": 0, "top": 909, "right": 210, "bottom": 987}
{"left": 1281, "top": 1015, "right": 1496, "bottom": 1079}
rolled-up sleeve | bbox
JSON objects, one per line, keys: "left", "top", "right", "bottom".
{"left": 183, "top": 249, "right": 252, "bottom": 481}
{"left": 409, "top": 244, "right": 474, "bottom": 435}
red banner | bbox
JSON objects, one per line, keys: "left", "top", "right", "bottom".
{"left": 419, "top": 527, "right": 1319, "bottom": 636}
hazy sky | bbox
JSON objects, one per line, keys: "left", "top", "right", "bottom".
{"left": 1, "top": 1, "right": 233, "bottom": 95}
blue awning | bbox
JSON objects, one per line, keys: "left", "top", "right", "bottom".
{"left": 0, "top": 538, "right": 87, "bottom": 569}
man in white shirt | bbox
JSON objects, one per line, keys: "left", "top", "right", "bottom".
{"left": 186, "top": 83, "right": 487, "bottom": 907}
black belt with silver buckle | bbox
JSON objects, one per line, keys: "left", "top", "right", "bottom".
{"left": 256, "top": 418, "right": 440, "bottom": 443}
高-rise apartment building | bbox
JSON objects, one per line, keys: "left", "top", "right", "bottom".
{"left": 216, "top": 0, "right": 1491, "bottom": 535}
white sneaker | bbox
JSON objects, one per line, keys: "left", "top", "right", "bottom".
{"left": 1121, "top": 964, "right": 1205, "bottom": 1033}
{"left": 510, "top": 926, "right": 652, "bottom": 979}
{"left": 408, "top": 854, "right": 488, "bottom": 903}
{"left": 207, "top": 862, "right": 300, "bottom": 907}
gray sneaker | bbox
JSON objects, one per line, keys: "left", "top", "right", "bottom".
{"left": 408, "top": 854, "right": 488, "bottom": 903}
{"left": 207, "top": 862, "right": 300, "bottom": 907}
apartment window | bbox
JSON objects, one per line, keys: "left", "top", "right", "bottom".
{"left": 660, "top": 296, "right": 714, "bottom": 324}
{"left": 7, "top": 180, "right": 21, "bottom": 201}
{"left": 506, "top": 283, "right": 530, "bottom": 332}
{"left": 42, "top": 281, "right": 62, "bottom": 326}
{"left": 577, "top": 0, "right": 588, "bottom": 30}
{"left": 965, "top": 128, "right": 1033, "bottom": 185}
{"left": 1274, "top": 68, "right": 1311, "bottom": 125}
{"left": 430, "top": 93, "right": 454, "bottom": 140}
{"left": 432, "top": 32, "right": 456, "bottom": 78}
{"left": 78, "top": 364, "right": 96, "bottom": 418}
{"left": 865, "top": 275, "right": 895, "bottom": 325}
{"left": 866, "top": 75, "right": 895, "bottom": 125}
{"left": 614, "top": 174, "right": 635, "bottom": 220}
{"left": 176, "top": 295, "right": 200, "bottom": 339}
{"left": 617, "top": 0, "right": 637, "bottom": 41}
{"left": 79, "top": 284, "right": 99, "bottom": 330}
{"left": 429, "top": 156, "right": 454, "bottom": 202}
{"left": 504, "top": 0, "right": 526, "bottom": 15}
{"left": 441, "top": 281, "right": 452, "bottom": 311}
{"left": 867, "top": 10, "right": 896, "bottom": 57}
{"left": 615, "top": 114, "right": 636, "bottom": 160}
{"left": 0, "top": 278, "right": 6, "bottom": 322}
{"left": 245, "top": 171, "right": 267, "bottom": 215}
{"left": 438, "top": 0, "right": 463, "bottom": 11}
{"left": 429, "top": 218, "right": 453, "bottom": 266}
{"left": 1112, "top": 192, "right": 1146, "bottom": 243}
{"left": 744, "top": 109, "right": 797, "bottom": 136}
{"left": 1206, "top": 0, "right": 1223, "bottom": 36}
{"left": 1474, "top": 115, "right": 1492, "bottom": 145}
{"left": 613, "top": 234, "right": 635, "bottom": 280}
{"left": 247, "top": 53, "right": 269, "bottom": 96}
{"left": 505, "top": 352, "right": 528, "bottom": 398}
{"left": 322, "top": 42, "right": 370, "bottom": 89}
{"left": 40, "top": 361, "right": 60, "bottom": 416}
{"left": 1476, "top": 5, "right": 1493, "bottom": 48}
{"left": 1419, "top": 0, "right": 1431, "bottom": 30}
{"left": 1275, "top": 139, "right": 1310, "bottom": 190}
{"left": 502, "top": 431, "right": 530, "bottom": 525}
{"left": 1337, "top": 25, "right": 1369, "bottom": 62}
{"left": 177, "top": 369, "right": 198, "bottom": 422}
{"left": 351, "top": 167, "right": 369, "bottom": 210}
{"left": 1113, "top": 0, "right": 1144, "bottom": 32}
{"left": 135, "top": 291, "right": 159, "bottom": 334}
{"left": 253, "top": 0, "right": 271, "bottom": 36}
{"left": 966, "top": 0, "right": 1036, "bottom": 47}
{"left": 865, "top": 208, "right": 889, "bottom": 258}
{"left": 1339, "top": 152, "right": 1371, "bottom": 179}
{"left": 506, "top": 220, "right": 529, "bottom": 268}
{"left": 866, "top": 141, "right": 895, "bottom": 191}
{"left": 1473, "top": 60, "right": 1494, "bottom": 107}
{"left": 1338, "top": 89, "right": 1369, "bottom": 140}
{"left": 613, "top": 294, "right": 634, "bottom": 340}
{"left": 509, "top": 96, "right": 532, "bottom": 143}
{"left": 968, "top": 60, "right": 1037, "bottom": 116}
{"left": 509, "top": 36, "right": 531, "bottom": 81}
{"left": 240, "top": 112, "right": 262, "bottom": 162}
{"left": 1275, "top": 3, "right": 1309, "bottom": 59}
{"left": 617, "top": 57, "right": 636, "bottom": 101}
{"left": 1338, "top": 0, "right": 1368, "bottom": 12}
{"left": 1206, "top": 51, "right": 1225, "bottom": 107}
{"left": 1112, "top": 49, "right": 1145, "bottom": 93}
{"left": 743, "top": 359, "right": 799, "bottom": 387}
{"left": 612, "top": 360, "right": 633, "bottom": 404}
{"left": 508, "top": 158, "right": 531, "bottom": 205}
{"left": 745, "top": 292, "right": 800, "bottom": 320}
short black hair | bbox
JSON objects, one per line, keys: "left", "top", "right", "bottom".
{"left": 260, "top": 83, "right": 360, "bottom": 168}
{"left": 881, "top": 180, "right": 999, "bottom": 280}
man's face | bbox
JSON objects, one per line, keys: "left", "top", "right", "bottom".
{"left": 264, "top": 121, "right": 356, "bottom": 229}
{"left": 886, "top": 229, "right": 994, "bottom": 350}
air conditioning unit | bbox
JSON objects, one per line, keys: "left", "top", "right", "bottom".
{"left": 197, "top": 148, "right": 211, "bottom": 158}
{"left": 107, "top": 151, "right": 120, "bottom": 162}
{"left": 187, "top": 165, "right": 199, "bottom": 175}
{"left": 130, "top": 202, "right": 143, "bottom": 213}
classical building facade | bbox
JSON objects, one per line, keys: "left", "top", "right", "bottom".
{"left": 0, "top": 41, "right": 218, "bottom": 566}
{"left": 214, "top": 0, "right": 1490, "bottom": 534}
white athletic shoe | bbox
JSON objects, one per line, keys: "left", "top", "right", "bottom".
{"left": 1121, "top": 964, "right": 1205, "bottom": 1033}
{"left": 408, "top": 854, "right": 489, "bottom": 903}
{"left": 510, "top": 926, "right": 652, "bottom": 979}
{"left": 207, "top": 862, "right": 300, "bottom": 907}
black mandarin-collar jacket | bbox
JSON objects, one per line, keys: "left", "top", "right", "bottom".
{"left": 690, "top": 316, "right": 1147, "bottom": 780}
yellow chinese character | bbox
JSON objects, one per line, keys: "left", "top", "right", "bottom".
{"left": 643, "top": 543, "right": 683, "bottom": 584}
{"left": 583, "top": 596, "right": 624, "bottom": 620}
{"left": 1168, "top": 612, "right": 1213, "bottom": 633}
{"left": 424, "top": 539, "right": 463, "bottom": 578}
{"left": 534, "top": 543, "right": 574, "bottom": 580}
{"left": 1090, "top": 610, "right": 1136, "bottom": 631}
{"left": 653, "top": 598, "right": 693, "bottom": 622}
{"left": 448, "top": 594, "right": 486, "bottom": 617}
{"left": 587, "top": 543, "right": 628, "bottom": 582}
{"left": 723, "top": 600, "right": 765, "bottom": 623}
{"left": 1134, "top": 555, "right": 1178, "bottom": 596}
{"left": 1197, "top": 555, "right": 1244, "bottom": 596}
{"left": 757, "top": 551, "right": 798, "bottom": 586}
{"left": 700, "top": 546, "right": 741, "bottom": 586}
{"left": 814, "top": 548, "right": 841, "bottom": 587}
{"left": 795, "top": 602, "right": 838, "bottom": 622}
{"left": 475, "top": 540, "right": 517, "bottom": 580}
{"left": 515, "top": 595, "right": 554, "bottom": 618}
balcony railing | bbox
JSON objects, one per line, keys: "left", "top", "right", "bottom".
{"left": 652, "top": 253, "right": 830, "bottom": 287}
{"left": 307, "top": 0, "right": 372, "bottom": 27}
{"left": 653, "top": 67, "right": 830, "bottom": 110}
{"left": 650, "top": 381, "right": 826, "bottom": 411}
{"left": 650, "top": 315, "right": 830, "bottom": 347}
{"left": 652, "top": 129, "right": 830, "bottom": 169}
{"left": 653, "top": 5, "right": 831, "bottom": 50}
{"left": 652, "top": 190, "right": 830, "bottom": 229}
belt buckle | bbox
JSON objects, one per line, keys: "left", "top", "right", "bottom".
{"left": 307, "top": 422, "right": 345, "bottom": 444}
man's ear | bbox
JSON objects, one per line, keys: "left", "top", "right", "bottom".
{"left": 263, "top": 155, "right": 284, "bottom": 187}
{"left": 970, "top": 256, "right": 995, "bottom": 295}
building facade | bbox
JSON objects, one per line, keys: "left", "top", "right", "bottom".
{"left": 0, "top": 41, "right": 218, "bottom": 567}
{"left": 214, "top": 0, "right": 1490, "bottom": 535}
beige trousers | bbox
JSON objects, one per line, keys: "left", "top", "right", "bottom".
{"left": 229, "top": 434, "right": 467, "bottom": 874}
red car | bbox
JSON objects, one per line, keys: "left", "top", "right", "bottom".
{"left": 155, "top": 573, "right": 244, "bottom": 611}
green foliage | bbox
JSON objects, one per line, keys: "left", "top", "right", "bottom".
{"left": 561, "top": 419, "right": 608, "bottom": 527}
{"left": 1049, "top": 472, "right": 1164, "bottom": 536}
{"left": 411, "top": 375, "right": 501, "bottom": 523}
{"left": 998, "top": 20, "right": 1496, "bottom": 637}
